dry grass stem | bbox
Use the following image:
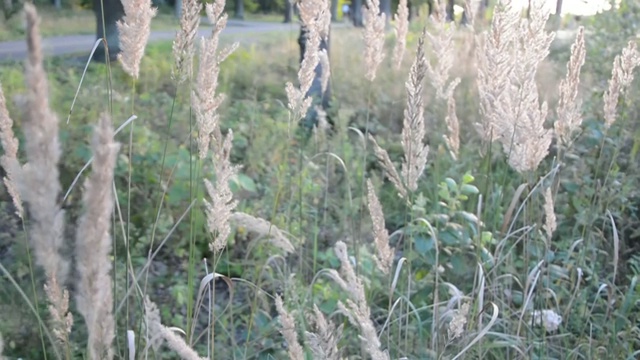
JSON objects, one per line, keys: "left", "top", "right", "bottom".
{"left": 144, "top": 297, "right": 205, "bottom": 360}
{"left": 0, "top": 83, "right": 23, "bottom": 218}
{"left": 75, "top": 113, "right": 120, "bottom": 360}
{"left": 275, "top": 295, "right": 305, "bottom": 360}
{"left": 333, "top": 241, "right": 389, "bottom": 360}
{"left": 554, "top": 26, "right": 586, "bottom": 146}
{"left": 476, "top": 0, "right": 554, "bottom": 173}
{"left": 543, "top": 187, "right": 556, "bottom": 239}
{"left": 193, "top": 0, "right": 238, "bottom": 159}
{"left": 117, "top": 0, "right": 158, "bottom": 78}
{"left": 21, "top": 1, "right": 69, "bottom": 288}
{"left": 366, "top": 179, "right": 394, "bottom": 274}
{"left": 204, "top": 130, "right": 240, "bottom": 254}
{"left": 230, "top": 212, "right": 295, "bottom": 253}
{"left": 304, "top": 304, "right": 343, "bottom": 360}
{"left": 603, "top": 40, "right": 640, "bottom": 129}
{"left": 363, "top": 0, "right": 386, "bottom": 81}
{"left": 368, "top": 134, "right": 408, "bottom": 199}
{"left": 392, "top": 0, "right": 408, "bottom": 70}
{"left": 401, "top": 30, "right": 430, "bottom": 192}
{"left": 172, "top": 0, "right": 202, "bottom": 82}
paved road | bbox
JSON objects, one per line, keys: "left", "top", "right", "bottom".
{"left": 0, "top": 19, "right": 303, "bottom": 61}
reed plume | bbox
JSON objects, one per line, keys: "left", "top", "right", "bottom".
{"left": 392, "top": 0, "right": 408, "bottom": 70}
{"left": 275, "top": 295, "right": 305, "bottom": 360}
{"left": 117, "top": 0, "right": 158, "bottom": 78}
{"left": 603, "top": 40, "right": 640, "bottom": 129}
{"left": 554, "top": 26, "right": 585, "bottom": 146}
{"left": 172, "top": 0, "right": 202, "bottom": 82}
{"left": 0, "top": 83, "right": 23, "bottom": 218}
{"left": 75, "top": 113, "right": 120, "bottom": 360}
{"left": 363, "top": 0, "right": 386, "bottom": 81}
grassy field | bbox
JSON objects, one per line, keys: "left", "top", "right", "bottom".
{"left": 1, "top": 0, "right": 640, "bottom": 359}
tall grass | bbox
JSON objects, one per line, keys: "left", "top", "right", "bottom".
{"left": 1, "top": 0, "right": 640, "bottom": 359}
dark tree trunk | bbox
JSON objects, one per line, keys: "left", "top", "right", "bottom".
{"left": 477, "top": 0, "right": 488, "bottom": 22}
{"left": 352, "top": 0, "right": 363, "bottom": 26}
{"left": 380, "top": 0, "right": 391, "bottom": 24}
{"left": 284, "top": 0, "right": 293, "bottom": 23}
{"left": 234, "top": 0, "right": 244, "bottom": 19}
{"left": 331, "top": 0, "right": 338, "bottom": 21}
{"left": 93, "top": 0, "right": 125, "bottom": 62}
{"left": 408, "top": 0, "right": 416, "bottom": 21}
{"left": 446, "top": 0, "right": 454, "bottom": 22}
{"left": 297, "top": 26, "right": 332, "bottom": 131}
{"left": 175, "top": 0, "right": 182, "bottom": 18}
{"left": 555, "top": 0, "right": 563, "bottom": 17}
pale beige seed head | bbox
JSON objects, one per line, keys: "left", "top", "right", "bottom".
{"left": 401, "top": 29, "right": 429, "bottom": 192}
{"left": 444, "top": 89, "right": 460, "bottom": 160}
{"left": 275, "top": 295, "right": 305, "bottom": 360}
{"left": 368, "top": 134, "right": 408, "bottom": 199}
{"left": 543, "top": 187, "right": 556, "bottom": 239}
{"left": 447, "top": 302, "right": 469, "bottom": 340}
{"left": 363, "top": 0, "right": 386, "bottom": 81}
{"left": 230, "top": 212, "right": 294, "bottom": 253}
{"left": 555, "top": 26, "right": 586, "bottom": 146}
{"left": 366, "top": 179, "right": 394, "bottom": 274}
{"left": 144, "top": 297, "right": 205, "bottom": 359}
{"left": 204, "top": 130, "right": 240, "bottom": 254}
{"left": 44, "top": 276, "right": 73, "bottom": 346}
{"left": 75, "top": 113, "right": 120, "bottom": 360}
{"left": 172, "top": 0, "right": 202, "bottom": 82}
{"left": 603, "top": 40, "right": 640, "bottom": 129}
{"left": 22, "top": 2, "right": 69, "bottom": 286}
{"left": 0, "top": 83, "right": 23, "bottom": 218}
{"left": 117, "top": 0, "right": 158, "bottom": 79}
{"left": 304, "top": 304, "right": 343, "bottom": 360}
{"left": 392, "top": 0, "right": 408, "bottom": 70}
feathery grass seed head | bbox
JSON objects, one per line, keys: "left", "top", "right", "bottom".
{"left": 554, "top": 26, "right": 585, "bottom": 146}
{"left": 172, "top": 0, "right": 202, "bottom": 82}
{"left": 366, "top": 179, "right": 394, "bottom": 274}
{"left": 75, "top": 113, "right": 120, "bottom": 360}
{"left": 363, "top": 0, "right": 386, "bottom": 81}
{"left": 117, "top": 0, "right": 158, "bottom": 78}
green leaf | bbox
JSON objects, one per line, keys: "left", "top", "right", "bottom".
{"left": 461, "top": 184, "right": 480, "bottom": 195}
{"left": 233, "top": 173, "right": 257, "bottom": 193}
{"left": 445, "top": 178, "right": 457, "bottom": 191}
{"left": 462, "top": 173, "right": 475, "bottom": 184}
{"left": 414, "top": 235, "right": 434, "bottom": 255}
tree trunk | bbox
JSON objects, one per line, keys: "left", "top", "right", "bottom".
{"left": 380, "top": 0, "right": 391, "bottom": 25}
{"left": 407, "top": 0, "right": 416, "bottom": 21}
{"left": 53, "top": 0, "right": 61, "bottom": 9}
{"left": 446, "top": 0, "right": 454, "bottom": 22}
{"left": 331, "top": 0, "right": 338, "bottom": 22}
{"left": 284, "top": 0, "right": 293, "bottom": 23}
{"left": 297, "top": 26, "right": 332, "bottom": 131}
{"left": 93, "top": 0, "right": 125, "bottom": 62}
{"left": 234, "top": 0, "right": 244, "bottom": 19}
{"left": 352, "top": 0, "right": 363, "bottom": 27}
{"left": 175, "top": 0, "right": 182, "bottom": 18}
{"left": 555, "top": 0, "right": 563, "bottom": 17}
